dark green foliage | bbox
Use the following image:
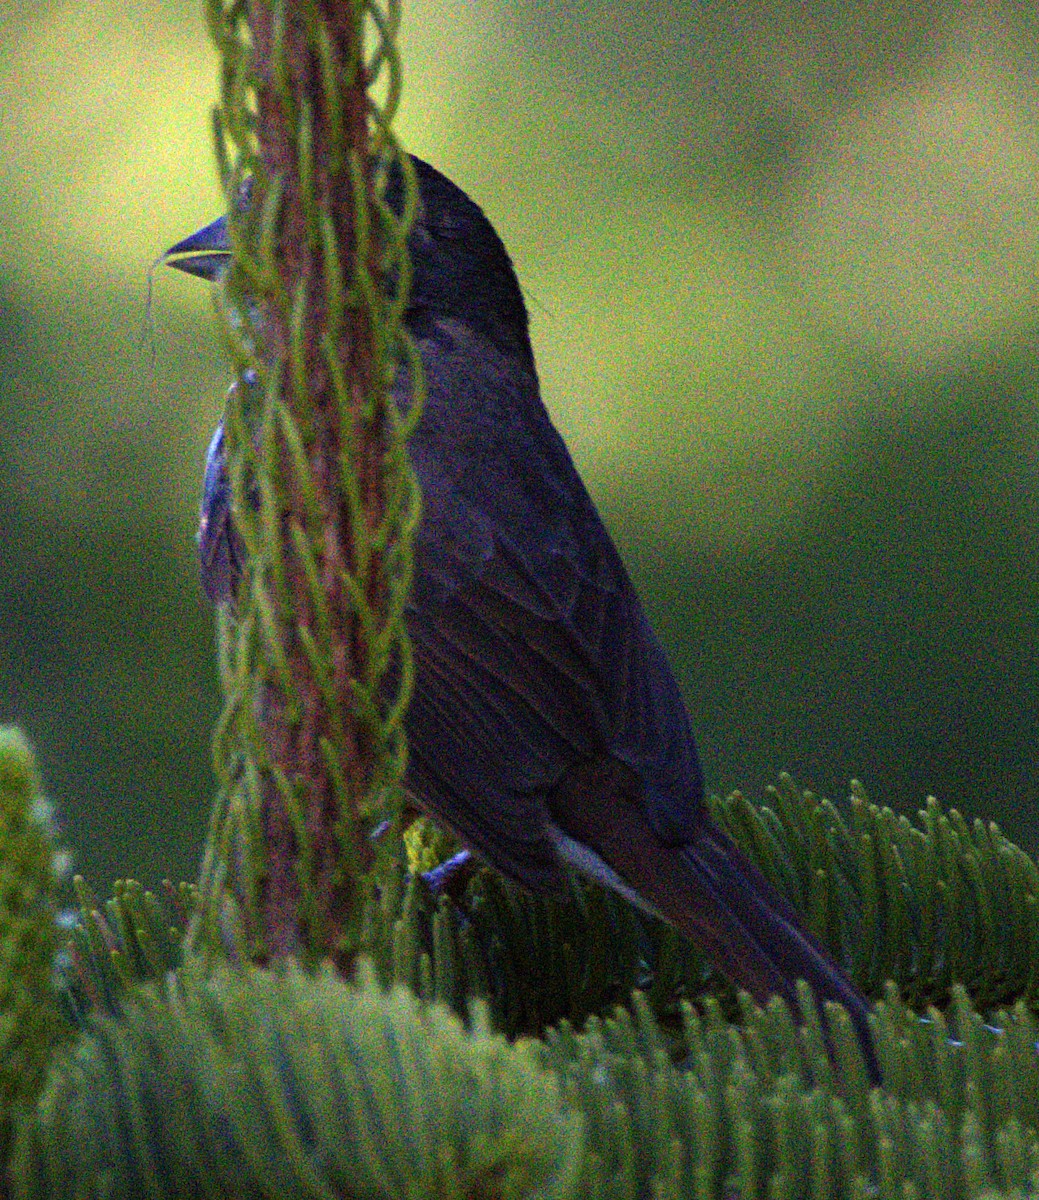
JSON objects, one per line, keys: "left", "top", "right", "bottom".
{"left": 19, "top": 775, "right": 1039, "bottom": 1198}
{"left": 371, "top": 857, "right": 708, "bottom": 1038}
{"left": 17, "top": 957, "right": 1039, "bottom": 1200}
{"left": 15, "top": 962, "right": 583, "bottom": 1200}
{"left": 0, "top": 728, "right": 71, "bottom": 1168}
{"left": 61, "top": 774, "right": 1039, "bottom": 1043}
{"left": 539, "top": 983, "right": 1039, "bottom": 1199}
{"left": 60, "top": 877, "right": 189, "bottom": 1023}
{"left": 5, "top": 695, "right": 1039, "bottom": 1198}
{"left": 181, "top": 821, "right": 702, "bottom": 1039}
{"left": 709, "top": 774, "right": 1039, "bottom": 1009}
{"left": 359, "top": 774, "right": 1039, "bottom": 1039}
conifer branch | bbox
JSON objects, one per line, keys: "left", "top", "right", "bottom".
{"left": 199, "top": 0, "right": 421, "bottom": 969}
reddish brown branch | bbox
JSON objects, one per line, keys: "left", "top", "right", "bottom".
{"left": 248, "top": 0, "right": 388, "bottom": 968}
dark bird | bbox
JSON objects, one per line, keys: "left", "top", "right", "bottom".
{"left": 166, "top": 156, "right": 880, "bottom": 1082}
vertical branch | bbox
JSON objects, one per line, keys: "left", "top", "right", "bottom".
{"left": 250, "top": 0, "right": 378, "bottom": 963}
{"left": 200, "top": 0, "right": 422, "bottom": 970}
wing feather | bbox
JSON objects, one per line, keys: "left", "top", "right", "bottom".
{"left": 400, "top": 324, "right": 704, "bottom": 879}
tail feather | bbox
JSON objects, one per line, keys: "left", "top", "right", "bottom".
{"left": 676, "top": 827, "right": 880, "bottom": 1083}
{"left": 548, "top": 759, "right": 881, "bottom": 1084}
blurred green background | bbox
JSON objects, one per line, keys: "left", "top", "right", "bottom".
{"left": 1, "top": 0, "right": 1037, "bottom": 890}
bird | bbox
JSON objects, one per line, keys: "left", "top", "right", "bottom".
{"left": 165, "top": 155, "right": 881, "bottom": 1082}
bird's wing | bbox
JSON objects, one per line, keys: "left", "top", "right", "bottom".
{"left": 405, "top": 491, "right": 622, "bottom": 889}
{"left": 400, "top": 327, "right": 702, "bottom": 882}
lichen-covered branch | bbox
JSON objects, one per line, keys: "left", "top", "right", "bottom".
{"left": 199, "top": 0, "right": 421, "bottom": 968}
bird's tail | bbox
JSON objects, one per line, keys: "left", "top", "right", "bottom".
{"left": 670, "top": 825, "right": 880, "bottom": 1083}
{"left": 546, "top": 757, "right": 880, "bottom": 1082}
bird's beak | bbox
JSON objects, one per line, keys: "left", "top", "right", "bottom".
{"left": 163, "top": 215, "right": 230, "bottom": 281}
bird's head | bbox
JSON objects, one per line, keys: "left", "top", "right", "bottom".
{"left": 164, "top": 157, "right": 532, "bottom": 366}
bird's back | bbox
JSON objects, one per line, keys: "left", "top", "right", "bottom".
{"left": 400, "top": 309, "right": 705, "bottom": 890}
